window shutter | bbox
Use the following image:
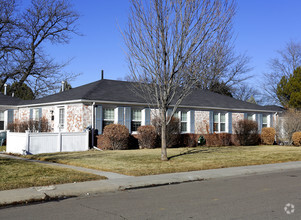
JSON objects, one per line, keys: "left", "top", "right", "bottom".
{"left": 29, "top": 109, "right": 33, "bottom": 120}
{"left": 189, "top": 110, "right": 195, "bottom": 133}
{"left": 209, "top": 111, "right": 213, "bottom": 134}
{"left": 145, "top": 108, "right": 151, "bottom": 125}
{"left": 228, "top": 112, "right": 232, "bottom": 134}
{"left": 39, "top": 108, "right": 42, "bottom": 119}
{"left": 258, "top": 114, "right": 263, "bottom": 132}
{"left": 244, "top": 113, "right": 247, "bottom": 119}
{"left": 117, "top": 107, "right": 124, "bottom": 125}
{"left": 95, "top": 105, "right": 103, "bottom": 134}
{"left": 8, "top": 109, "right": 14, "bottom": 124}
{"left": 125, "top": 107, "right": 131, "bottom": 133}
{"left": 270, "top": 114, "right": 273, "bottom": 127}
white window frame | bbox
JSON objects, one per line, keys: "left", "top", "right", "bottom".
{"left": 103, "top": 108, "right": 115, "bottom": 129}
{"left": 58, "top": 107, "right": 65, "bottom": 130}
{"left": 33, "top": 108, "right": 40, "bottom": 121}
{"left": 0, "top": 111, "right": 4, "bottom": 130}
{"left": 247, "top": 113, "right": 256, "bottom": 121}
{"left": 262, "top": 114, "right": 270, "bottom": 128}
{"left": 179, "top": 111, "right": 188, "bottom": 133}
{"left": 213, "top": 112, "right": 228, "bottom": 133}
{"left": 131, "top": 109, "right": 142, "bottom": 133}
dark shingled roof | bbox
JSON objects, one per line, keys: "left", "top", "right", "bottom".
{"left": 17, "top": 79, "right": 278, "bottom": 112}
{"left": 263, "top": 105, "right": 285, "bottom": 112}
{"left": 0, "top": 93, "right": 22, "bottom": 105}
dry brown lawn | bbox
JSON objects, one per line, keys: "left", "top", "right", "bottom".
{"left": 24, "top": 145, "right": 301, "bottom": 176}
{"left": 0, "top": 158, "right": 106, "bottom": 191}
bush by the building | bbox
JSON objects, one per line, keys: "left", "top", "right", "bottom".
{"left": 7, "top": 117, "right": 50, "bottom": 132}
{"left": 99, "top": 124, "right": 129, "bottom": 150}
{"left": 137, "top": 125, "right": 157, "bottom": 149}
{"left": 204, "top": 133, "right": 232, "bottom": 146}
{"left": 234, "top": 119, "right": 260, "bottom": 146}
{"left": 292, "top": 132, "right": 301, "bottom": 146}
{"left": 261, "top": 127, "right": 276, "bottom": 145}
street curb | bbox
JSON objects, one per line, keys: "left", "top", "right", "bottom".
{"left": 2, "top": 160, "right": 301, "bottom": 206}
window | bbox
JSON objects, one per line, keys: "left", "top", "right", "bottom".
{"left": 103, "top": 108, "right": 114, "bottom": 128}
{"left": 34, "top": 109, "right": 40, "bottom": 121}
{"left": 59, "top": 107, "right": 65, "bottom": 129}
{"left": 131, "top": 109, "right": 142, "bottom": 132}
{"left": 180, "top": 111, "right": 187, "bottom": 133}
{"left": 247, "top": 113, "right": 255, "bottom": 121}
{"left": 213, "top": 112, "right": 226, "bottom": 132}
{"left": 0, "top": 111, "right": 4, "bottom": 130}
{"left": 262, "top": 115, "right": 268, "bottom": 128}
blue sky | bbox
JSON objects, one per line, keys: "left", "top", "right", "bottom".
{"left": 45, "top": 0, "right": 301, "bottom": 89}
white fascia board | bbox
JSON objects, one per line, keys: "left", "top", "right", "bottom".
{"left": 15, "top": 99, "right": 278, "bottom": 114}
{"left": 0, "top": 105, "right": 18, "bottom": 110}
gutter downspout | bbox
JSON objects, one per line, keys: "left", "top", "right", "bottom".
{"left": 91, "top": 102, "right": 96, "bottom": 148}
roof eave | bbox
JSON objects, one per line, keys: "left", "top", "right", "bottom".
{"left": 15, "top": 99, "right": 279, "bottom": 113}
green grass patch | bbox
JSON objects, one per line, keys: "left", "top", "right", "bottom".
{"left": 0, "top": 145, "right": 5, "bottom": 152}
{"left": 0, "top": 158, "right": 106, "bottom": 191}
{"left": 25, "top": 145, "right": 301, "bottom": 176}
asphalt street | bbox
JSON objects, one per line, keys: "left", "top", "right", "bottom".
{"left": 1, "top": 169, "right": 301, "bottom": 220}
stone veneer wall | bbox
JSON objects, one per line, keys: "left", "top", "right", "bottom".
{"left": 66, "top": 103, "right": 92, "bottom": 132}
{"left": 18, "top": 108, "right": 30, "bottom": 122}
{"left": 195, "top": 110, "right": 209, "bottom": 134}
{"left": 82, "top": 104, "right": 92, "bottom": 129}
{"left": 13, "top": 110, "right": 19, "bottom": 123}
{"left": 150, "top": 109, "right": 160, "bottom": 121}
{"left": 67, "top": 104, "right": 83, "bottom": 132}
{"left": 42, "top": 106, "right": 55, "bottom": 131}
{"left": 232, "top": 113, "right": 244, "bottom": 133}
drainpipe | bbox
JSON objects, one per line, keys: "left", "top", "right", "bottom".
{"left": 91, "top": 102, "right": 96, "bottom": 148}
{"left": 4, "top": 84, "right": 7, "bottom": 95}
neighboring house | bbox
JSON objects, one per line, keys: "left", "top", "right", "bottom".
{"left": 0, "top": 79, "right": 282, "bottom": 134}
{"left": 0, "top": 93, "right": 20, "bottom": 131}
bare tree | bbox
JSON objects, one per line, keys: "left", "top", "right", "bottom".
{"left": 232, "top": 83, "right": 263, "bottom": 104}
{"left": 263, "top": 40, "right": 301, "bottom": 105}
{"left": 0, "top": 0, "right": 79, "bottom": 98}
{"left": 123, "top": 0, "right": 236, "bottom": 160}
{"left": 196, "top": 27, "right": 252, "bottom": 92}
{"left": 277, "top": 109, "right": 301, "bottom": 144}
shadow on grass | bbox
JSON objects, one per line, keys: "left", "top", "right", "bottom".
{"left": 168, "top": 148, "right": 214, "bottom": 160}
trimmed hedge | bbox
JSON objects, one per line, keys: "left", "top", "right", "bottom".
{"left": 234, "top": 119, "right": 260, "bottom": 146}
{"left": 261, "top": 127, "right": 276, "bottom": 145}
{"left": 98, "top": 124, "right": 129, "bottom": 150}
{"left": 292, "top": 132, "right": 301, "bottom": 146}
{"left": 137, "top": 125, "right": 157, "bottom": 149}
{"left": 205, "top": 133, "right": 232, "bottom": 146}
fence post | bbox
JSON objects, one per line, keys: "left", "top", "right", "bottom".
{"left": 86, "top": 130, "right": 90, "bottom": 150}
{"left": 25, "top": 130, "right": 30, "bottom": 155}
{"left": 57, "top": 132, "right": 62, "bottom": 152}
{"left": 6, "top": 130, "right": 10, "bottom": 152}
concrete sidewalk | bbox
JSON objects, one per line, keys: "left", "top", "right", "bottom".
{"left": 2, "top": 158, "right": 301, "bottom": 206}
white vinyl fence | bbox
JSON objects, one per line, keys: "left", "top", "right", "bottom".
{"left": 6, "top": 130, "right": 89, "bottom": 155}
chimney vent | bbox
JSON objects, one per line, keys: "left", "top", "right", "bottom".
{"left": 101, "top": 70, "right": 104, "bottom": 80}
{"left": 61, "top": 81, "right": 65, "bottom": 92}
{"left": 4, "top": 84, "right": 7, "bottom": 95}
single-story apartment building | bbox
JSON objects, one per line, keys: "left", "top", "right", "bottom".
{"left": 0, "top": 79, "right": 283, "bottom": 135}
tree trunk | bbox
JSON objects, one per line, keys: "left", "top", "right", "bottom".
{"left": 161, "top": 109, "right": 168, "bottom": 161}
